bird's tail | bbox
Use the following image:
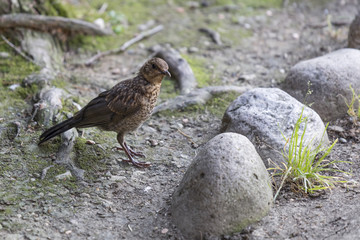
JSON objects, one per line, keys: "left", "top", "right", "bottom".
{"left": 38, "top": 117, "right": 76, "bottom": 145}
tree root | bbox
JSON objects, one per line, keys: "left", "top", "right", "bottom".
{"left": 0, "top": 13, "right": 112, "bottom": 36}
{"left": 31, "top": 87, "right": 68, "bottom": 127}
{"left": 151, "top": 46, "right": 251, "bottom": 113}
{"left": 154, "top": 85, "right": 251, "bottom": 113}
{"left": 153, "top": 46, "right": 197, "bottom": 95}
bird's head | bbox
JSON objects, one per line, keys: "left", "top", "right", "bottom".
{"left": 139, "top": 58, "right": 171, "bottom": 84}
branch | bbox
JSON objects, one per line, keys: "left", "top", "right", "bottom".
{"left": 1, "top": 34, "right": 38, "bottom": 65}
{"left": 0, "top": 13, "right": 113, "bottom": 36}
{"left": 84, "top": 25, "right": 164, "bottom": 66}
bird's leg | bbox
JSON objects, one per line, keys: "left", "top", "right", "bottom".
{"left": 117, "top": 133, "right": 150, "bottom": 168}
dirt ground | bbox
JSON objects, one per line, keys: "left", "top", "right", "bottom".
{"left": 1, "top": 0, "right": 360, "bottom": 239}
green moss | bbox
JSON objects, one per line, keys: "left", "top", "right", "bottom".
{"left": 73, "top": 137, "right": 109, "bottom": 178}
{"left": 214, "top": 0, "right": 282, "bottom": 8}
{"left": 159, "top": 91, "right": 239, "bottom": 118}
{"left": 182, "top": 54, "right": 219, "bottom": 87}
{"left": 0, "top": 44, "right": 40, "bottom": 115}
{"left": 159, "top": 76, "right": 179, "bottom": 100}
{"left": 43, "top": 0, "right": 70, "bottom": 17}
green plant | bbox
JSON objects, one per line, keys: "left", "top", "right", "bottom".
{"left": 343, "top": 85, "right": 360, "bottom": 122}
{"left": 271, "top": 108, "right": 347, "bottom": 200}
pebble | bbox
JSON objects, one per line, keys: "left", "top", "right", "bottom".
{"left": 8, "top": 84, "right": 20, "bottom": 91}
{"left": 55, "top": 171, "right": 72, "bottom": 180}
{"left": 328, "top": 125, "right": 345, "bottom": 133}
{"left": 110, "top": 175, "right": 126, "bottom": 182}
{"left": 80, "top": 193, "right": 90, "bottom": 198}
{"left": 149, "top": 139, "right": 158, "bottom": 147}
{"left": 339, "top": 137, "right": 347, "bottom": 143}
{"left": 161, "top": 228, "right": 169, "bottom": 234}
{"left": 0, "top": 52, "right": 10, "bottom": 58}
{"left": 144, "top": 186, "right": 152, "bottom": 192}
{"left": 86, "top": 140, "right": 96, "bottom": 145}
{"left": 111, "top": 68, "right": 121, "bottom": 75}
{"left": 94, "top": 18, "right": 105, "bottom": 29}
{"left": 188, "top": 47, "right": 199, "bottom": 53}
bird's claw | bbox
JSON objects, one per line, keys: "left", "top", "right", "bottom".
{"left": 114, "top": 146, "right": 145, "bottom": 158}
{"left": 120, "top": 158, "right": 151, "bottom": 168}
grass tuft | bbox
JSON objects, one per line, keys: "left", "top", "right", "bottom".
{"left": 270, "top": 107, "right": 349, "bottom": 200}
{"left": 343, "top": 85, "right": 360, "bottom": 123}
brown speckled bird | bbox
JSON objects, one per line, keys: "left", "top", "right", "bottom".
{"left": 348, "top": 14, "right": 360, "bottom": 49}
{"left": 39, "top": 58, "right": 170, "bottom": 167}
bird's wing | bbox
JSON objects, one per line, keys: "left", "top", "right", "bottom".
{"left": 105, "top": 81, "right": 143, "bottom": 116}
{"left": 70, "top": 79, "right": 143, "bottom": 129}
{"left": 72, "top": 92, "right": 115, "bottom": 128}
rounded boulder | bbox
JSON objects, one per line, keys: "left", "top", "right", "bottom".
{"left": 170, "top": 133, "right": 272, "bottom": 239}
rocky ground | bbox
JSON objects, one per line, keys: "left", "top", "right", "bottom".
{"left": 1, "top": 0, "right": 360, "bottom": 239}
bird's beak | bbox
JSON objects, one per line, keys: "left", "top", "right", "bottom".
{"left": 163, "top": 70, "right": 171, "bottom": 77}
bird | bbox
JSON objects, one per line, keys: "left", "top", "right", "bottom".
{"left": 348, "top": 14, "right": 360, "bottom": 49}
{"left": 39, "top": 57, "right": 171, "bottom": 168}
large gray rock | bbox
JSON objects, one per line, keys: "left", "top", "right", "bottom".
{"left": 282, "top": 48, "right": 360, "bottom": 121}
{"left": 171, "top": 133, "right": 272, "bottom": 239}
{"left": 221, "top": 88, "right": 329, "bottom": 167}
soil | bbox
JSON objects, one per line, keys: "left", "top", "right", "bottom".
{"left": 1, "top": 0, "right": 360, "bottom": 239}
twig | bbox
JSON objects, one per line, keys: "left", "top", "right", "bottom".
{"left": 85, "top": 25, "right": 164, "bottom": 66}
{"left": 177, "top": 128, "right": 197, "bottom": 144}
{"left": 41, "top": 165, "right": 54, "bottom": 180}
{"left": 1, "top": 35, "right": 38, "bottom": 65}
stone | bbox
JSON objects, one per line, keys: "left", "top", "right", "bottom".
{"left": 0, "top": 52, "right": 10, "bottom": 58}
{"left": 221, "top": 88, "right": 329, "bottom": 167}
{"left": 170, "top": 133, "right": 272, "bottom": 239}
{"left": 282, "top": 48, "right": 360, "bottom": 121}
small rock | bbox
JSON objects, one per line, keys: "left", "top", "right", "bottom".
{"left": 292, "top": 32, "right": 300, "bottom": 39}
{"left": 188, "top": 47, "right": 199, "bottom": 53}
{"left": 328, "top": 125, "right": 345, "bottom": 133}
{"left": 144, "top": 186, "right": 152, "bottom": 192}
{"left": 0, "top": 52, "right": 10, "bottom": 58}
{"left": 148, "top": 139, "right": 158, "bottom": 147}
{"left": 101, "top": 199, "right": 114, "bottom": 208}
{"left": 138, "top": 19, "right": 155, "bottom": 31}
{"left": 111, "top": 68, "right": 121, "bottom": 75}
{"left": 80, "top": 193, "right": 90, "bottom": 198}
{"left": 55, "top": 171, "right": 72, "bottom": 180}
{"left": 86, "top": 140, "right": 96, "bottom": 145}
{"left": 161, "top": 228, "right": 169, "bottom": 234}
{"left": 8, "top": 84, "right": 20, "bottom": 91}
{"left": 110, "top": 175, "right": 126, "bottom": 182}
{"left": 94, "top": 18, "right": 105, "bottom": 29}
{"left": 339, "top": 137, "right": 347, "bottom": 143}
{"left": 238, "top": 74, "right": 256, "bottom": 81}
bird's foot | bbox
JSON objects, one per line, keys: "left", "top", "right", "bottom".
{"left": 113, "top": 146, "right": 146, "bottom": 158}
{"left": 120, "top": 158, "right": 151, "bottom": 168}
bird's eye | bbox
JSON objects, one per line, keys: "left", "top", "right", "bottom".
{"left": 152, "top": 64, "right": 156, "bottom": 69}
